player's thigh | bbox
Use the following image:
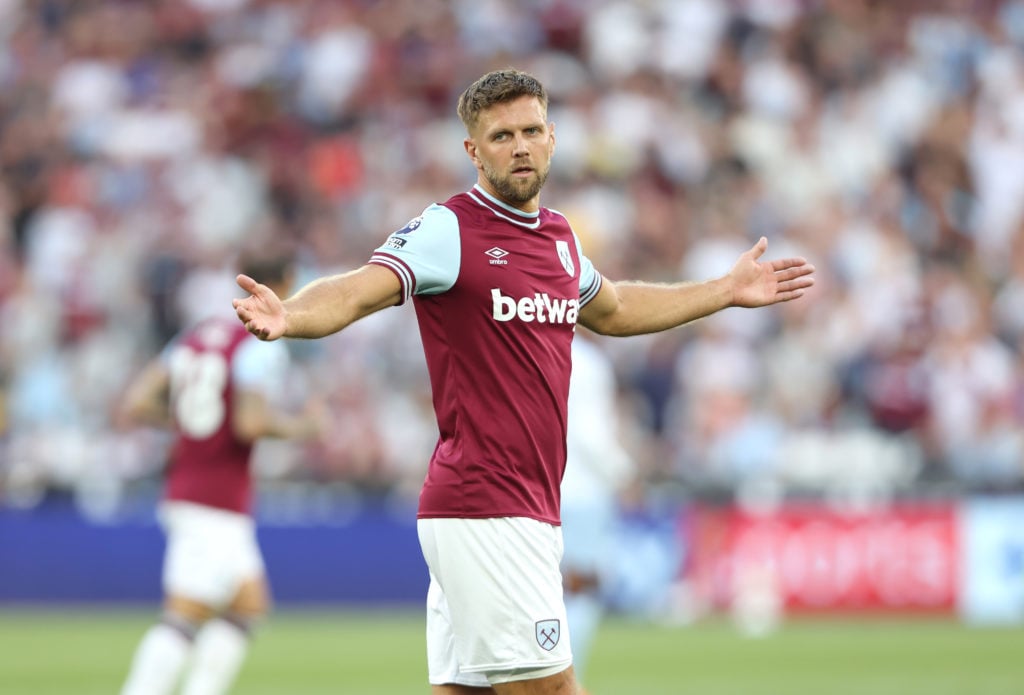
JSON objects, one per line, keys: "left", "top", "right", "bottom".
{"left": 430, "top": 670, "right": 582, "bottom": 695}
{"left": 431, "top": 685, "right": 495, "bottom": 695}
{"left": 493, "top": 666, "right": 579, "bottom": 694}
{"left": 227, "top": 574, "right": 271, "bottom": 618}
{"left": 165, "top": 593, "right": 218, "bottom": 624}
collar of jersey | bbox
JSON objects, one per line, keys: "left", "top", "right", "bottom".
{"left": 468, "top": 185, "right": 541, "bottom": 230}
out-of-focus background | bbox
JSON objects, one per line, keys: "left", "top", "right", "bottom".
{"left": 2, "top": 0, "right": 1024, "bottom": 692}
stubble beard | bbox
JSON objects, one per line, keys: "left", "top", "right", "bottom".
{"left": 484, "top": 162, "right": 550, "bottom": 206}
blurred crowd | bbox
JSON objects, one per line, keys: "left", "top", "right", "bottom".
{"left": 2, "top": 0, "right": 1023, "bottom": 515}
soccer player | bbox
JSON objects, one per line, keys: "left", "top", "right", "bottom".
{"left": 233, "top": 68, "right": 814, "bottom": 695}
{"left": 119, "top": 254, "right": 321, "bottom": 695}
{"left": 560, "top": 331, "right": 635, "bottom": 685}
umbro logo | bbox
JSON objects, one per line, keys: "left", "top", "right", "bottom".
{"left": 485, "top": 247, "right": 509, "bottom": 265}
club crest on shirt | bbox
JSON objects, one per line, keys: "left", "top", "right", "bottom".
{"left": 555, "top": 240, "right": 574, "bottom": 277}
{"left": 535, "top": 619, "right": 560, "bottom": 651}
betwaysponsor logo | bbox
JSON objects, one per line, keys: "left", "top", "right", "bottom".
{"left": 491, "top": 288, "right": 578, "bottom": 324}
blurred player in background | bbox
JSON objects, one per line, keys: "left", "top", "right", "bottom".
{"left": 560, "top": 332, "right": 635, "bottom": 685}
{"left": 118, "top": 253, "right": 322, "bottom": 695}
{"left": 233, "top": 68, "right": 814, "bottom": 694}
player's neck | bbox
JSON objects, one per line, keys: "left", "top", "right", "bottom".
{"left": 475, "top": 179, "right": 541, "bottom": 214}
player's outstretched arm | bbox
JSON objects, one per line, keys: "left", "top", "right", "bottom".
{"left": 578, "top": 236, "right": 814, "bottom": 337}
{"left": 118, "top": 359, "right": 172, "bottom": 428}
{"left": 233, "top": 389, "right": 326, "bottom": 442}
{"left": 234, "top": 264, "right": 402, "bottom": 341}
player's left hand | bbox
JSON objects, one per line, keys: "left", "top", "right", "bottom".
{"left": 234, "top": 274, "right": 287, "bottom": 340}
{"left": 727, "top": 237, "right": 815, "bottom": 308}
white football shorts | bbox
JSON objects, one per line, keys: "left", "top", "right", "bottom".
{"left": 159, "top": 501, "right": 265, "bottom": 607}
{"left": 417, "top": 517, "right": 573, "bottom": 687}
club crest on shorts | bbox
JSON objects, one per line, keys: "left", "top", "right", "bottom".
{"left": 555, "top": 240, "right": 574, "bottom": 277}
{"left": 535, "top": 619, "right": 560, "bottom": 651}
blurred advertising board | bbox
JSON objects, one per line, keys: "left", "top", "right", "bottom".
{"left": 958, "top": 497, "right": 1024, "bottom": 625}
{"left": 0, "top": 496, "right": 427, "bottom": 605}
{"left": 685, "top": 502, "right": 959, "bottom": 614}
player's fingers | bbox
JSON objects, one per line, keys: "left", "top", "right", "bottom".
{"left": 769, "top": 257, "right": 811, "bottom": 272}
{"left": 747, "top": 236, "right": 768, "bottom": 260}
{"left": 777, "top": 276, "right": 815, "bottom": 293}
{"left": 244, "top": 320, "right": 267, "bottom": 340}
{"left": 774, "top": 289, "right": 806, "bottom": 302}
{"left": 774, "top": 263, "right": 815, "bottom": 281}
{"left": 236, "top": 274, "right": 259, "bottom": 294}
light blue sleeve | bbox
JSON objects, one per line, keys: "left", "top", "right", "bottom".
{"left": 370, "top": 204, "right": 461, "bottom": 303}
{"left": 232, "top": 336, "right": 289, "bottom": 396}
{"left": 573, "top": 230, "right": 602, "bottom": 306}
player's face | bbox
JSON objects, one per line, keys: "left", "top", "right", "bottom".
{"left": 465, "top": 96, "right": 555, "bottom": 212}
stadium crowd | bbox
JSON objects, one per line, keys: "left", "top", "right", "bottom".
{"left": 1, "top": 0, "right": 1023, "bottom": 515}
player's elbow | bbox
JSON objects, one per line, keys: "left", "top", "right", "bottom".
{"left": 577, "top": 292, "right": 636, "bottom": 337}
{"left": 577, "top": 313, "right": 638, "bottom": 337}
{"left": 118, "top": 399, "right": 149, "bottom": 427}
{"left": 231, "top": 392, "right": 272, "bottom": 442}
{"left": 231, "top": 417, "right": 264, "bottom": 443}
{"left": 119, "top": 371, "right": 171, "bottom": 427}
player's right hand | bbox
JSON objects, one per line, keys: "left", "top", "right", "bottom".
{"left": 234, "top": 274, "right": 287, "bottom": 341}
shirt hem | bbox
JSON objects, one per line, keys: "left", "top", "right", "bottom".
{"left": 416, "top": 510, "right": 561, "bottom": 526}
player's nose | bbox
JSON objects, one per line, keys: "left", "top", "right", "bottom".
{"left": 512, "top": 133, "right": 530, "bottom": 155}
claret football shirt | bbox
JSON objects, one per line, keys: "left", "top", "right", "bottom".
{"left": 370, "top": 185, "right": 602, "bottom": 525}
{"left": 162, "top": 316, "right": 289, "bottom": 515}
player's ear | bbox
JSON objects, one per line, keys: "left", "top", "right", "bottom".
{"left": 464, "top": 137, "right": 482, "bottom": 170}
{"left": 549, "top": 121, "right": 556, "bottom": 155}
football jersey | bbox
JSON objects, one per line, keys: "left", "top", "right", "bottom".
{"left": 163, "top": 316, "right": 287, "bottom": 514}
{"left": 370, "top": 185, "right": 603, "bottom": 524}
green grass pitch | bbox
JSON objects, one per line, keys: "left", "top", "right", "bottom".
{"left": 0, "top": 608, "right": 1022, "bottom": 694}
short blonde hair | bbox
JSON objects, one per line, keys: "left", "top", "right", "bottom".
{"left": 456, "top": 68, "right": 549, "bottom": 132}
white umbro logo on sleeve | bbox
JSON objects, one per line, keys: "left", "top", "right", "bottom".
{"left": 486, "top": 247, "right": 509, "bottom": 265}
